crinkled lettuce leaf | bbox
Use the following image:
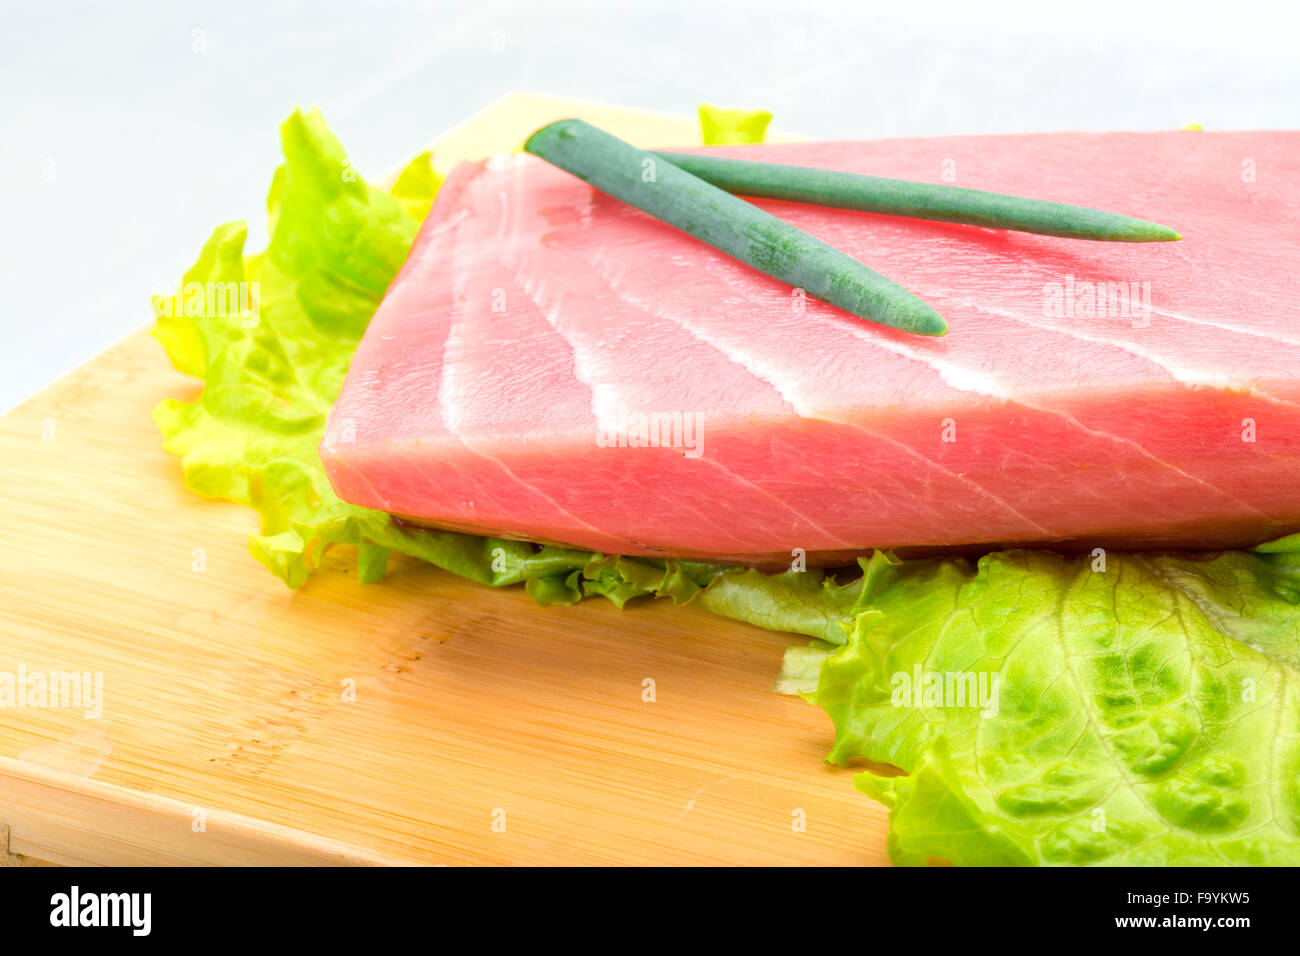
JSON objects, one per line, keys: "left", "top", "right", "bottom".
{"left": 152, "top": 109, "right": 578, "bottom": 589}
{"left": 388, "top": 149, "right": 442, "bottom": 223}
{"left": 784, "top": 544, "right": 1300, "bottom": 865}
{"left": 698, "top": 103, "right": 773, "bottom": 145}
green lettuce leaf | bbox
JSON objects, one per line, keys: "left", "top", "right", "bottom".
{"left": 153, "top": 109, "right": 590, "bottom": 590}
{"left": 698, "top": 103, "right": 774, "bottom": 145}
{"left": 388, "top": 149, "right": 442, "bottom": 223}
{"left": 788, "top": 543, "right": 1300, "bottom": 865}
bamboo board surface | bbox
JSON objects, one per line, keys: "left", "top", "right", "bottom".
{"left": 0, "top": 93, "right": 888, "bottom": 866}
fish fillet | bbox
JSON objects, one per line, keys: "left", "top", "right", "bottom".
{"left": 321, "top": 132, "right": 1300, "bottom": 562}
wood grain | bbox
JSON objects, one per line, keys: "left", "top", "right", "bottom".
{"left": 0, "top": 93, "right": 887, "bottom": 866}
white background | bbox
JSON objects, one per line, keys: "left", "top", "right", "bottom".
{"left": 3, "top": 0, "right": 1297, "bottom": 410}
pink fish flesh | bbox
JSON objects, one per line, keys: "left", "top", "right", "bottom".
{"left": 321, "top": 131, "right": 1300, "bottom": 563}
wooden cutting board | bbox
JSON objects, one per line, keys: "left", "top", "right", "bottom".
{"left": 0, "top": 93, "right": 889, "bottom": 866}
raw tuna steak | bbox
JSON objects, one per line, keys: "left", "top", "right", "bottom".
{"left": 321, "top": 131, "right": 1300, "bottom": 563}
